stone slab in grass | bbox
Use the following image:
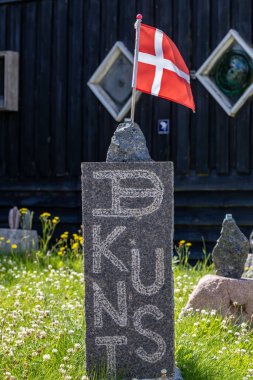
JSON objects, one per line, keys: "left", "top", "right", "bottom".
{"left": 180, "top": 274, "right": 253, "bottom": 323}
{"left": 0, "top": 228, "right": 38, "bottom": 253}
{"left": 82, "top": 161, "right": 174, "bottom": 379}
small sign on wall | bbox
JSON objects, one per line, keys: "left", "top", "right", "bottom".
{"left": 0, "top": 51, "right": 19, "bottom": 112}
{"left": 157, "top": 119, "right": 170, "bottom": 135}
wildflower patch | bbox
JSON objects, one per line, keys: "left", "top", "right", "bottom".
{"left": 81, "top": 162, "right": 174, "bottom": 379}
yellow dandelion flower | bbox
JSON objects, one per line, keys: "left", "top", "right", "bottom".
{"left": 60, "top": 233, "right": 68, "bottom": 239}
{"left": 58, "top": 250, "right": 64, "bottom": 256}
{"left": 0, "top": 237, "right": 4, "bottom": 241}
{"left": 40, "top": 212, "right": 51, "bottom": 218}
{"left": 19, "top": 208, "right": 28, "bottom": 214}
{"left": 71, "top": 242, "right": 79, "bottom": 250}
{"left": 6, "top": 239, "right": 10, "bottom": 244}
{"left": 11, "top": 244, "right": 17, "bottom": 249}
{"left": 186, "top": 242, "right": 192, "bottom": 247}
{"left": 52, "top": 217, "right": 60, "bottom": 224}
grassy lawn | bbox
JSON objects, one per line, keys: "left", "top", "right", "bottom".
{"left": 0, "top": 255, "right": 253, "bottom": 380}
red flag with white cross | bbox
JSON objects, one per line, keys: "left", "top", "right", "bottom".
{"left": 130, "top": 15, "right": 195, "bottom": 120}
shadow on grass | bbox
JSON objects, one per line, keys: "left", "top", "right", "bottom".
{"left": 178, "top": 348, "right": 218, "bottom": 380}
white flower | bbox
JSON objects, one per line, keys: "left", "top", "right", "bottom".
{"left": 52, "top": 348, "right": 58, "bottom": 353}
{"left": 43, "top": 354, "right": 51, "bottom": 361}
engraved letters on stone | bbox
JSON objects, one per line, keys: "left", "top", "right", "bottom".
{"left": 82, "top": 162, "right": 174, "bottom": 379}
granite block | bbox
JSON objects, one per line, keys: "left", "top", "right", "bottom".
{"left": 82, "top": 162, "right": 174, "bottom": 379}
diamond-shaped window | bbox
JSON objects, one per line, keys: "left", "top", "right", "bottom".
{"left": 196, "top": 29, "right": 253, "bottom": 117}
{"left": 88, "top": 41, "right": 140, "bottom": 121}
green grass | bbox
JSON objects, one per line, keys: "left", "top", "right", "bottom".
{"left": 0, "top": 255, "right": 253, "bottom": 380}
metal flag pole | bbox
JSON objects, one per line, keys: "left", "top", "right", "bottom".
{"left": 130, "top": 14, "right": 142, "bottom": 123}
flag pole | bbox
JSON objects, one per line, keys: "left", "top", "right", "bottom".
{"left": 130, "top": 14, "right": 142, "bottom": 123}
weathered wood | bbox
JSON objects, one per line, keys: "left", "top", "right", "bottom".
{"left": 0, "top": 0, "right": 33, "bottom": 4}
{"left": 192, "top": 0, "right": 210, "bottom": 174}
{"left": 0, "top": 5, "right": 7, "bottom": 176}
{"left": 152, "top": 0, "right": 172, "bottom": 161}
{"left": 173, "top": 0, "right": 191, "bottom": 174}
{"left": 67, "top": 0, "right": 84, "bottom": 176}
{"left": 211, "top": 0, "right": 230, "bottom": 174}
{"left": 0, "top": 0, "right": 252, "bottom": 252}
{"left": 35, "top": 0, "right": 52, "bottom": 177}
{"left": 83, "top": 0, "right": 101, "bottom": 162}
{"left": 232, "top": 0, "right": 251, "bottom": 174}
{"left": 51, "top": 0, "right": 68, "bottom": 176}
{"left": 6, "top": 4, "right": 20, "bottom": 177}
{"left": 20, "top": 1, "right": 36, "bottom": 177}
{"left": 99, "top": 0, "right": 118, "bottom": 161}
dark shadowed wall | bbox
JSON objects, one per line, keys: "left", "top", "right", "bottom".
{"left": 0, "top": 0, "right": 252, "bottom": 256}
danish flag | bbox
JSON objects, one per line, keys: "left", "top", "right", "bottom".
{"left": 135, "top": 22, "right": 195, "bottom": 112}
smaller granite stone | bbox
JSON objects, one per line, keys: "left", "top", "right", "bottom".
{"left": 106, "top": 121, "right": 152, "bottom": 162}
{"left": 212, "top": 214, "right": 250, "bottom": 279}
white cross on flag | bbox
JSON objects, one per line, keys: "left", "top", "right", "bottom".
{"left": 135, "top": 23, "right": 195, "bottom": 111}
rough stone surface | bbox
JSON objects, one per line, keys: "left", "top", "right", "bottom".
{"left": 82, "top": 162, "right": 174, "bottom": 379}
{"left": 0, "top": 228, "right": 38, "bottom": 253}
{"left": 180, "top": 274, "right": 253, "bottom": 322}
{"left": 212, "top": 216, "right": 250, "bottom": 278}
{"left": 106, "top": 122, "right": 152, "bottom": 162}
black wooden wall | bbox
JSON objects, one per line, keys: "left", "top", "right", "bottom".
{"left": 0, "top": 0, "right": 253, "bottom": 257}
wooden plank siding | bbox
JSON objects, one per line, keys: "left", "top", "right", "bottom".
{"left": 0, "top": 0, "right": 253, "bottom": 257}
